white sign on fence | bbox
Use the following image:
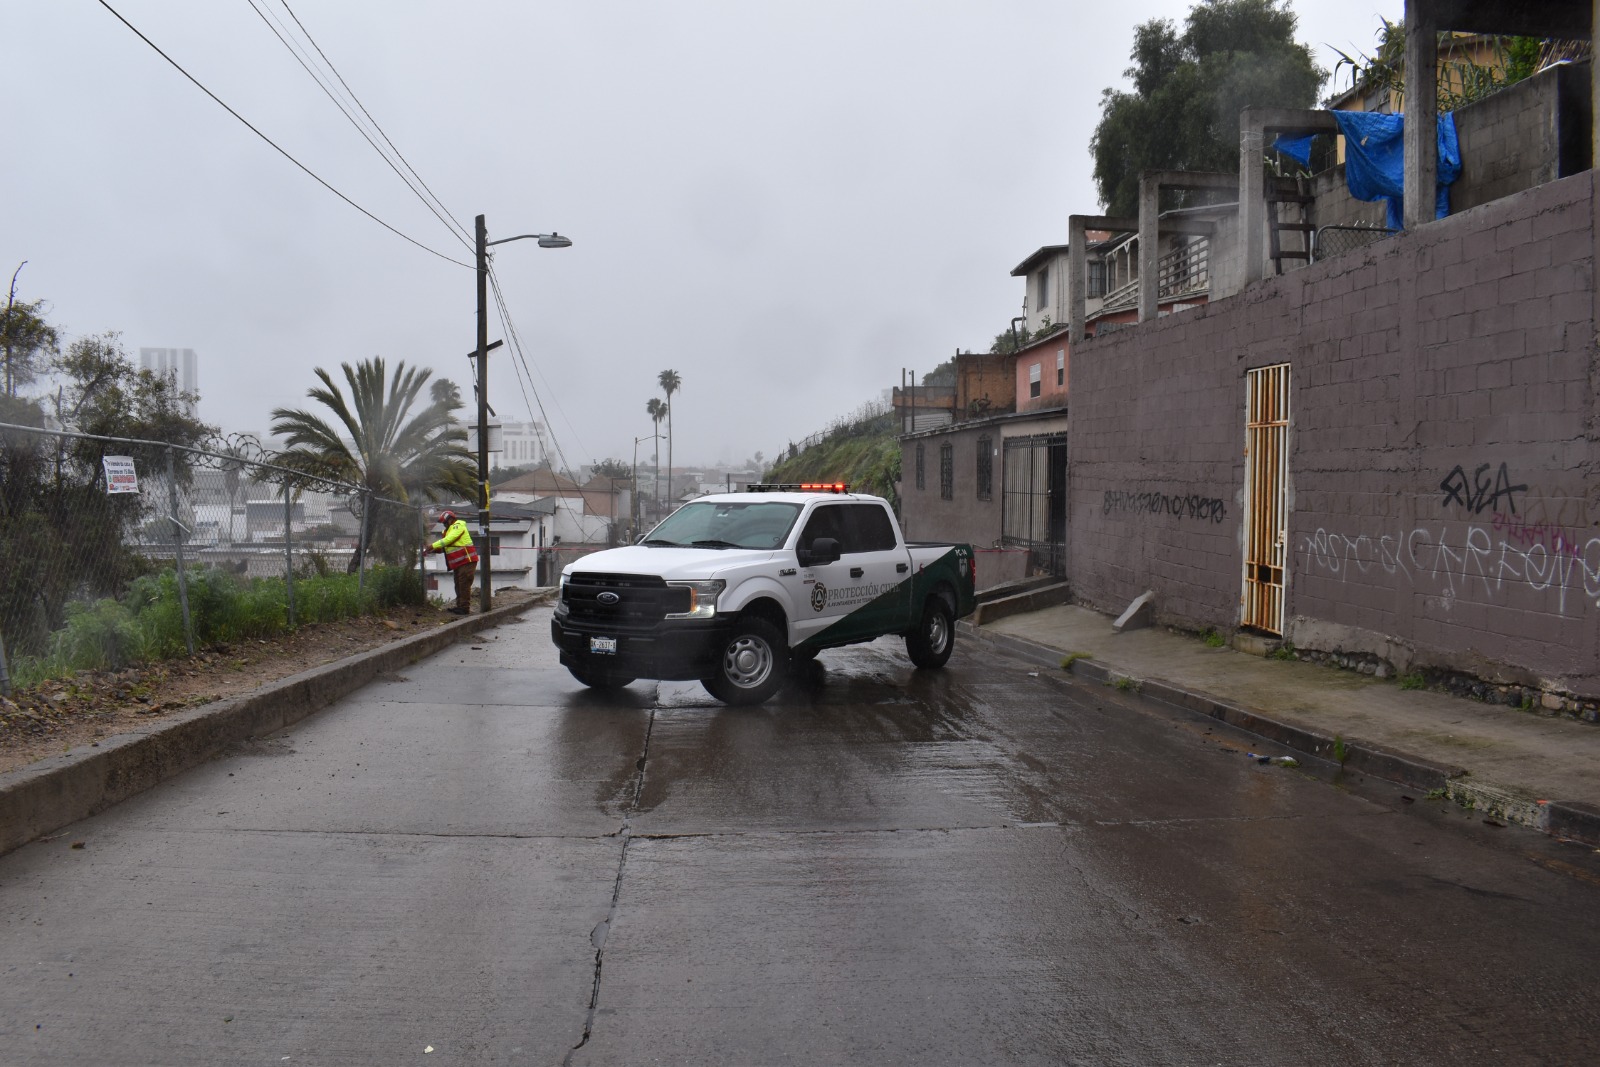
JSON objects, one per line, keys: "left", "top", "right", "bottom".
{"left": 103, "top": 456, "right": 140, "bottom": 494}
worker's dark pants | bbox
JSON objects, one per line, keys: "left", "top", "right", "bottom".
{"left": 452, "top": 562, "right": 477, "bottom": 612}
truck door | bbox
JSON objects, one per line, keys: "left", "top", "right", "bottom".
{"left": 804, "top": 502, "right": 914, "bottom": 646}
{"left": 790, "top": 503, "right": 855, "bottom": 646}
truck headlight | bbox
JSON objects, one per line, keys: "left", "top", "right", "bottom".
{"left": 665, "top": 579, "right": 725, "bottom": 619}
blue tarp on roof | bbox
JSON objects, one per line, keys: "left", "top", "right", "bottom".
{"left": 1270, "top": 111, "right": 1460, "bottom": 230}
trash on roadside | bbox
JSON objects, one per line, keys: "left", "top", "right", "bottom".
{"left": 1247, "top": 753, "right": 1298, "bottom": 767}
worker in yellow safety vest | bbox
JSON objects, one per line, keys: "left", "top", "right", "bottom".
{"left": 428, "top": 510, "right": 479, "bottom": 615}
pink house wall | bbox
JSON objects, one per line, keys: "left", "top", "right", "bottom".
{"left": 1014, "top": 338, "right": 1070, "bottom": 413}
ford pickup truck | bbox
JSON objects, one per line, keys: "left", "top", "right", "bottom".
{"left": 550, "top": 484, "right": 977, "bottom": 704}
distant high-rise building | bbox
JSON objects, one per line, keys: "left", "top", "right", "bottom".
{"left": 139, "top": 347, "right": 198, "bottom": 402}
{"left": 499, "top": 420, "right": 547, "bottom": 468}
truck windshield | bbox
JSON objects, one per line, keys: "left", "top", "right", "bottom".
{"left": 641, "top": 500, "right": 802, "bottom": 549}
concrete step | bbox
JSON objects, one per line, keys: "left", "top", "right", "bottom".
{"left": 971, "top": 581, "right": 1072, "bottom": 626}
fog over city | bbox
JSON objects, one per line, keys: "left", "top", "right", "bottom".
{"left": 4, "top": 0, "right": 1396, "bottom": 471}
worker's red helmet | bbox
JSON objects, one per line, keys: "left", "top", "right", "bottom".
{"left": 438, "top": 510, "right": 455, "bottom": 525}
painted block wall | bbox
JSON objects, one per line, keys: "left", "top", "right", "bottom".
{"left": 899, "top": 418, "right": 1061, "bottom": 591}
{"left": 1014, "top": 339, "right": 1069, "bottom": 413}
{"left": 1068, "top": 169, "right": 1600, "bottom": 694}
{"left": 900, "top": 423, "right": 1001, "bottom": 551}
{"left": 1453, "top": 60, "right": 1590, "bottom": 214}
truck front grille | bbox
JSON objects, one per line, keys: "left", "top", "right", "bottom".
{"left": 562, "top": 572, "right": 690, "bottom": 632}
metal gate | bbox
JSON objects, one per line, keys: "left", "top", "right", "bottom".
{"left": 1241, "top": 364, "right": 1289, "bottom": 634}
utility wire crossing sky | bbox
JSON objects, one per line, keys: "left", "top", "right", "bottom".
{"left": 5, "top": 0, "right": 1400, "bottom": 471}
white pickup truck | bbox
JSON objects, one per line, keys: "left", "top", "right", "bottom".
{"left": 550, "top": 484, "right": 977, "bottom": 704}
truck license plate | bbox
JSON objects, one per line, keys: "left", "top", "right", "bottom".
{"left": 590, "top": 636, "right": 618, "bottom": 655}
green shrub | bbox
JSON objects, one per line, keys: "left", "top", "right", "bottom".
{"left": 12, "top": 597, "right": 150, "bottom": 687}
{"left": 10, "top": 563, "right": 424, "bottom": 687}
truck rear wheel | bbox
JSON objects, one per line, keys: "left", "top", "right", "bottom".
{"left": 703, "top": 617, "right": 787, "bottom": 705}
{"left": 906, "top": 595, "right": 955, "bottom": 669}
{"left": 567, "top": 662, "right": 636, "bottom": 690}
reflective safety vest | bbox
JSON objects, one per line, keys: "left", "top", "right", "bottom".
{"left": 433, "top": 519, "right": 479, "bottom": 570}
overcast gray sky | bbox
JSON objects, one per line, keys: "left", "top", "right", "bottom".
{"left": 5, "top": 0, "right": 1399, "bottom": 471}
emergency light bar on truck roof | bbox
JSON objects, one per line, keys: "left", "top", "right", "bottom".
{"left": 745, "top": 482, "right": 850, "bottom": 494}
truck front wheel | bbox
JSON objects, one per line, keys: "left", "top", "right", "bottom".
{"left": 906, "top": 595, "right": 955, "bottom": 669}
{"left": 703, "top": 617, "right": 788, "bottom": 705}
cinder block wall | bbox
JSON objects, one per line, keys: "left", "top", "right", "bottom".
{"left": 900, "top": 423, "right": 1002, "bottom": 549}
{"left": 1454, "top": 61, "right": 1591, "bottom": 213}
{"left": 1068, "top": 169, "right": 1599, "bottom": 695}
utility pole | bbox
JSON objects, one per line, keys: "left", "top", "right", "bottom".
{"left": 473, "top": 214, "right": 571, "bottom": 609}
{"left": 475, "top": 214, "right": 493, "bottom": 614}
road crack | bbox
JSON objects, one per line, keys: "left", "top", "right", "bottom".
{"left": 565, "top": 707, "right": 655, "bottom": 1064}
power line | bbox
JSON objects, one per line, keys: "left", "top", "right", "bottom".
{"left": 486, "top": 262, "right": 592, "bottom": 466}
{"left": 275, "top": 0, "right": 474, "bottom": 248}
{"left": 486, "top": 264, "right": 581, "bottom": 475}
{"left": 243, "top": 0, "right": 473, "bottom": 255}
{"left": 486, "top": 264, "right": 622, "bottom": 522}
{"left": 95, "top": 0, "right": 471, "bottom": 269}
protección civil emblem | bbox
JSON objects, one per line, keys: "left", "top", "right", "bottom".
{"left": 810, "top": 583, "right": 828, "bottom": 612}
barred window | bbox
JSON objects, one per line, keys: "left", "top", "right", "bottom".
{"left": 915, "top": 443, "right": 926, "bottom": 490}
{"left": 976, "top": 435, "right": 992, "bottom": 500}
{"left": 939, "top": 442, "right": 954, "bottom": 501}
{"left": 1088, "top": 259, "right": 1108, "bottom": 298}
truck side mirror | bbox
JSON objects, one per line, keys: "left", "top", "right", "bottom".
{"left": 798, "top": 536, "right": 841, "bottom": 567}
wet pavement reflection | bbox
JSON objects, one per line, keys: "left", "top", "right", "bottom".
{"left": 2, "top": 605, "right": 1598, "bottom": 1065}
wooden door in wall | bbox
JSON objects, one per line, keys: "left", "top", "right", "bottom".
{"left": 1241, "top": 364, "right": 1289, "bottom": 634}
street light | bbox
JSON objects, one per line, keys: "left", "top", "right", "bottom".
{"left": 476, "top": 214, "right": 571, "bottom": 611}
{"left": 632, "top": 431, "right": 660, "bottom": 541}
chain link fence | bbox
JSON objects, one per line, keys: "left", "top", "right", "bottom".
{"left": 1313, "top": 225, "right": 1398, "bottom": 262}
{"left": 0, "top": 422, "right": 433, "bottom": 694}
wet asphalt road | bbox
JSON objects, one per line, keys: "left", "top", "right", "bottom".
{"left": 3, "top": 605, "right": 1600, "bottom": 1066}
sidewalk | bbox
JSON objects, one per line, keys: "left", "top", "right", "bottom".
{"left": 963, "top": 602, "right": 1600, "bottom": 846}
{"left": 0, "top": 594, "right": 552, "bottom": 858}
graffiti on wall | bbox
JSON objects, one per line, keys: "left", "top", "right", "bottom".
{"left": 1299, "top": 522, "right": 1600, "bottom": 616}
{"left": 1103, "top": 490, "right": 1227, "bottom": 524}
{"left": 1489, "top": 485, "right": 1593, "bottom": 558}
{"left": 1439, "top": 462, "right": 1527, "bottom": 516}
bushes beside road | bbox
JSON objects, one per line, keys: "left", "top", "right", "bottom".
{"left": 10, "top": 565, "right": 424, "bottom": 688}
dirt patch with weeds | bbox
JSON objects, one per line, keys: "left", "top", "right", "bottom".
{"left": 0, "top": 590, "right": 537, "bottom": 776}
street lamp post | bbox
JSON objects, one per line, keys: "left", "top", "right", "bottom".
{"left": 475, "top": 213, "right": 570, "bottom": 610}
{"left": 631, "top": 431, "right": 659, "bottom": 541}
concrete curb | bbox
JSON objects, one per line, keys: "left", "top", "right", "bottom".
{"left": 959, "top": 620, "right": 1600, "bottom": 846}
{"left": 971, "top": 581, "right": 1073, "bottom": 627}
{"left": 0, "top": 593, "right": 552, "bottom": 857}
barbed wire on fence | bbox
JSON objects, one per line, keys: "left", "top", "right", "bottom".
{"left": 0, "top": 421, "right": 439, "bottom": 695}
{"left": 778, "top": 398, "right": 892, "bottom": 462}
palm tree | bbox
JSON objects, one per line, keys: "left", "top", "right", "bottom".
{"left": 657, "top": 369, "right": 681, "bottom": 503}
{"left": 270, "top": 357, "right": 474, "bottom": 566}
{"left": 645, "top": 397, "right": 668, "bottom": 512}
